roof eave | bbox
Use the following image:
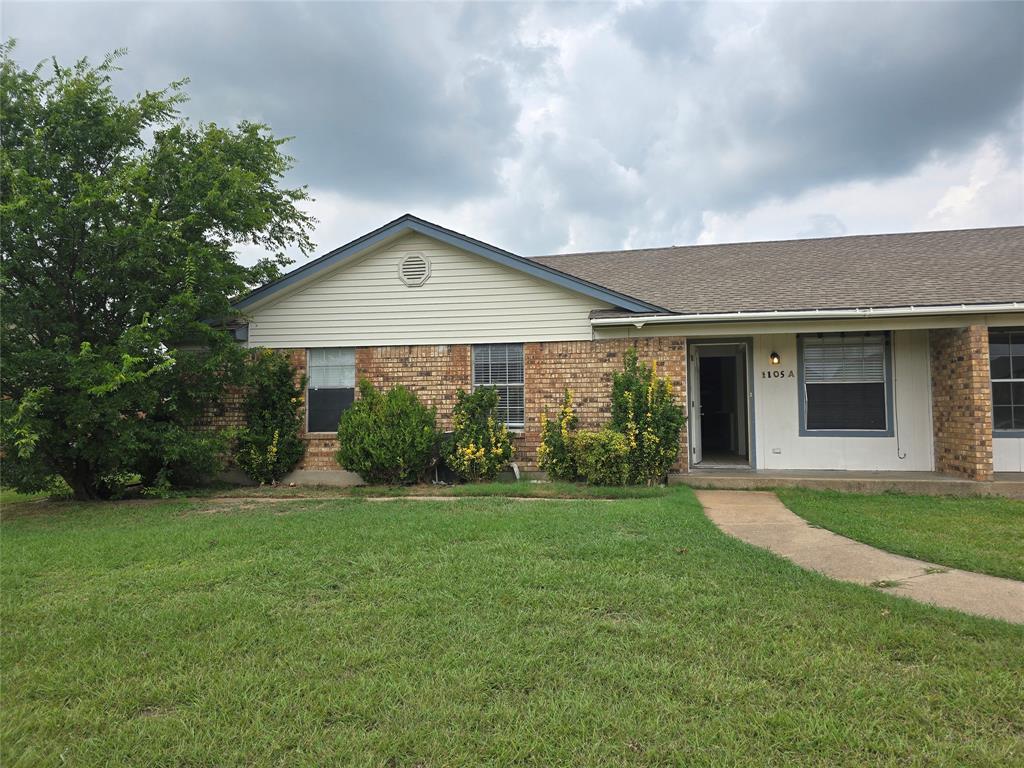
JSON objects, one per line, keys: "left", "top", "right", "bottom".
{"left": 234, "top": 214, "right": 665, "bottom": 314}
{"left": 591, "top": 302, "right": 1024, "bottom": 327}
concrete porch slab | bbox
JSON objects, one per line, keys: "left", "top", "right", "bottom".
{"left": 675, "top": 469, "right": 1024, "bottom": 499}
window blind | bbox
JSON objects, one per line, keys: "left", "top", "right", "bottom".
{"left": 309, "top": 347, "right": 355, "bottom": 389}
{"left": 472, "top": 344, "right": 525, "bottom": 428}
{"left": 803, "top": 335, "right": 885, "bottom": 384}
{"left": 802, "top": 334, "right": 889, "bottom": 432}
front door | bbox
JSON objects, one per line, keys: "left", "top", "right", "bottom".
{"left": 689, "top": 341, "right": 752, "bottom": 468}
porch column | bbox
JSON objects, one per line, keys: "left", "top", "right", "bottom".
{"left": 929, "top": 326, "right": 993, "bottom": 481}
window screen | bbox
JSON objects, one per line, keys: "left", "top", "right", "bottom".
{"left": 472, "top": 343, "right": 525, "bottom": 428}
{"left": 307, "top": 348, "right": 355, "bottom": 433}
{"left": 802, "top": 334, "right": 888, "bottom": 432}
{"left": 990, "top": 328, "right": 1024, "bottom": 431}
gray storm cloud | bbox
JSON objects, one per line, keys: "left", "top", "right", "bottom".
{"left": 4, "top": 1, "right": 1022, "bottom": 257}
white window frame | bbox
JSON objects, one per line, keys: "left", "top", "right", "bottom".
{"left": 306, "top": 348, "right": 356, "bottom": 434}
{"left": 471, "top": 343, "right": 525, "bottom": 430}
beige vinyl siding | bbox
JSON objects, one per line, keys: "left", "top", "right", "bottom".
{"left": 245, "top": 234, "right": 611, "bottom": 347}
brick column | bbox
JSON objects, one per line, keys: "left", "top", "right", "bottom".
{"left": 929, "top": 326, "right": 993, "bottom": 481}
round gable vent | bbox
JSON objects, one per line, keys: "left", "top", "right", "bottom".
{"left": 399, "top": 252, "right": 431, "bottom": 287}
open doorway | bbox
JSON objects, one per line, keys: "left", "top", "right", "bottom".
{"left": 689, "top": 342, "right": 752, "bottom": 468}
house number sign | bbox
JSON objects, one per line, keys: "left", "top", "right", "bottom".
{"left": 761, "top": 369, "right": 795, "bottom": 379}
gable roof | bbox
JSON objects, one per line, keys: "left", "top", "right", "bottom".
{"left": 234, "top": 214, "right": 664, "bottom": 313}
{"left": 532, "top": 226, "right": 1024, "bottom": 315}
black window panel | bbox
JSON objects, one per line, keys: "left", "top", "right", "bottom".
{"left": 994, "top": 382, "right": 1024, "bottom": 429}
{"left": 994, "top": 406, "right": 1014, "bottom": 431}
{"left": 990, "top": 338, "right": 1012, "bottom": 379}
{"left": 989, "top": 330, "right": 1024, "bottom": 379}
{"left": 805, "top": 382, "right": 887, "bottom": 431}
{"left": 1013, "top": 335, "right": 1024, "bottom": 379}
{"left": 993, "top": 382, "right": 1012, "bottom": 407}
{"left": 989, "top": 328, "right": 1024, "bottom": 430}
{"left": 308, "top": 387, "right": 354, "bottom": 433}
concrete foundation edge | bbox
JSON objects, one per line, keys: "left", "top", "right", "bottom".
{"left": 675, "top": 473, "right": 1024, "bottom": 499}
{"left": 282, "top": 469, "right": 365, "bottom": 487}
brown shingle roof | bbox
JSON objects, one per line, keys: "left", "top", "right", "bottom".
{"left": 532, "top": 226, "right": 1024, "bottom": 314}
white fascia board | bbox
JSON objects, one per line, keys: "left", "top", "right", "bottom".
{"left": 591, "top": 302, "right": 1024, "bottom": 328}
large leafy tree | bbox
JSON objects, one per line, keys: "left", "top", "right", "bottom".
{"left": 0, "top": 43, "right": 315, "bottom": 499}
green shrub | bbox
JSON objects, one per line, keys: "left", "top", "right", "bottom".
{"left": 537, "top": 388, "right": 578, "bottom": 481}
{"left": 235, "top": 349, "right": 305, "bottom": 485}
{"left": 573, "top": 429, "right": 630, "bottom": 486}
{"left": 236, "top": 429, "right": 284, "bottom": 487}
{"left": 336, "top": 381, "right": 439, "bottom": 485}
{"left": 611, "top": 347, "right": 685, "bottom": 485}
{"left": 140, "top": 424, "right": 230, "bottom": 491}
{"left": 446, "top": 387, "right": 514, "bottom": 482}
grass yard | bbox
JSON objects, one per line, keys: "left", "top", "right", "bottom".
{"left": 0, "top": 488, "right": 49, "bottom": 505}
{"left": 778, "top": 489, "right": 1024, "bottom": 582}
{"left": 185, "top": 479, "right": 674, "bottom": 501}
{"left": 3, "top": 488, "right": 1023, "bottom": 766}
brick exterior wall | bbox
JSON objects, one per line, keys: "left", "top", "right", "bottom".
{"left": 353, "top": 339, "right": 688, "bottom": 472}
{"left": 303, "top": 344, "right": 476, "bottom": 470}
{"left": 199, "top": 384, "right": 247, "bottom": 431}
{"left": 929, "top": 326, "right": 993, "bottom": 481}
{"left": 202, "top": 339, "right": 690, "bottom": 475}
{"left": 356, "top": 345, "right": 472, "bottom": 432}
{"left": 520, "top": 337, "right": 688, "bottom": 472}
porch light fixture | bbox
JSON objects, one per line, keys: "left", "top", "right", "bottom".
{"left": 769, "top": 351, "right": 781, "bottom": 365}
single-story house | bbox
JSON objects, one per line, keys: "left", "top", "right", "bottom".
{"left": 227, "top": 214, "right": 1024, "bottom": 483}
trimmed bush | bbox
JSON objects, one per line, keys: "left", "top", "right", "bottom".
{"left": 336, "top": 381, "right": 439, "bottom": 485}
{"left": 446, "top": 387, "right": 514, "bottom": 482}
{"left": 573, "top": 429, "right": 630, "bottom": 486}
{"left": 537, "top": 388, "right": 578, "bottom": 481}
{"left": 611, "top": 347, "right": 685, "bottom": 484}
{"left": 235, "top": 349, "right": 305, "bottom": 485}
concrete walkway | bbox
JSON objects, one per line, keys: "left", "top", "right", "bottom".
{"left": 696, "top": 490, "right": 1024, "bottom": 624}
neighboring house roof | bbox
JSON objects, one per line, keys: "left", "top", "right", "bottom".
{"left": 532, "top": 226, "right": 1024, "bottom": 315}
{"left": 234, "top": 213, "right": 664, "bottom": 314}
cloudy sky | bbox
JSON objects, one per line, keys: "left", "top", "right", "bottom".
{"left": 5, "top": 1, "right": 1023, "bottom": 265}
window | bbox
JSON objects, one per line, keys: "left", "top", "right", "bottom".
{"left": 990, "top": 328, "right": 1024, "bottom": 432}
{"left": 472, "top": 343, "right": 525, "bottom": 428}
{"left": 307, "top": 348, "right": 355, "bottom": 433}
{"left": 800, "top": 333, "right": 890, "bottom": 433}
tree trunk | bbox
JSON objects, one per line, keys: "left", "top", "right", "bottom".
{"left": 64, "top": 463, "right": 103, "bottom": 501}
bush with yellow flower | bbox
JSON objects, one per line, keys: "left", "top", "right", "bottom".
{"left": 446, "top": 387, "right": 514, "bottom": 481}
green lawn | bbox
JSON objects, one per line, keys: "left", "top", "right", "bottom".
{"left": 3, "top": 489, "right": 1022, "bottom": 766}
{"left": 0, "top": 487, "right": 48, "bottom": 505}
{"left": 193, "top": 479, "right": 672, "bottom": 500}
{"left": 778, "top": 489, "right": 1024, "bottom": 581}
